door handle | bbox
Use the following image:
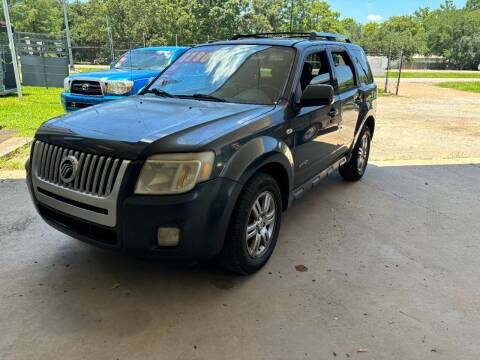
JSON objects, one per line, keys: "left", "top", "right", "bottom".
{"left": 328, "top": 109, "right": 339, "bottom": 118}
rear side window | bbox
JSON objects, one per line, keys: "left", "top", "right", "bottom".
{"left": 351, "top": 49, "right": 374, "bottom": 85}
{"left": 331, "top": 51, "right": 356, "bottom": 92}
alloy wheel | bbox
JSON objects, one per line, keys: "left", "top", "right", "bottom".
{"left": 245, "top": 191, "right": 277, "bottom": 258}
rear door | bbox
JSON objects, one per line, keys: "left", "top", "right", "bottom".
{"left": 350, "top": 46, "right": 377, "bottom": 128}
{"left": 327, "top": 47, "right": 361, "bottom": 152}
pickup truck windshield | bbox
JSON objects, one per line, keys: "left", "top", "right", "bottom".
{"left": 147, "top": 45, "right": 295, "bottom": 105}
{"left": 114, "top": 50, "right": 174, "bottom": 71}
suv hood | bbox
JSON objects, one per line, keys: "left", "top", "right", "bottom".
{"left": 70, "top": 69, "right": 160, "bottom": 82}
{"left": 36, "top": 96, "right": 275, "bottom": 159}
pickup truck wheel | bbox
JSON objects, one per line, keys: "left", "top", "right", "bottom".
{"left": 339, "top": 126, "right": 372, "bottom": 181}
{"left": 218, "top": 173, "right": 282, "bottom": 275}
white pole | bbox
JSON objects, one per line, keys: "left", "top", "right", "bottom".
{"left": 61, "top": 0, "right": 74, "bottom": 70}
{"left": 106, "top": 16, "right": 114, "bottom": 62}
{"left": 2, "top": 0, "right": 22, "bottom": 98}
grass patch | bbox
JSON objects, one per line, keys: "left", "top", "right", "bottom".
{"left": 376, "top": 71, "right": 480, "bottom": 79}
{"left": 74, "top": 65, "right": 109, "bottom": 73}
{"left": 377, "top": 87, "right": 394, "bottom": 96}
{"left": 435, "top": 82, "right": 480, "bottom": 93}
{"left": 0, "top": 143, "right": 31, "bottom": 170}
{"left": 0, "top": 86, "right": 64, "bottom": 137}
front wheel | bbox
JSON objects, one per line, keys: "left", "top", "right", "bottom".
{"left": 218, "top": 173, "right": 282, "bottom": 275}
{"left": 339, "top": 127, "right": 372, "bottom": 181}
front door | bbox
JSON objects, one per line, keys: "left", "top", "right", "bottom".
{"left": 290, "top": 49, "right": 341, "bottom": 187}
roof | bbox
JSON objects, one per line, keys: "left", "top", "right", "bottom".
{"left": 196, "top": 31, "right": 357, "bottom": 49}
{"left": 197, "top": 38, "right": 357, "bottom": 50}
{"left": 131, "top": 46, "right": 189, "bottom": 52}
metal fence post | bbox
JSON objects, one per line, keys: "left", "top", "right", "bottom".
{"left": 106, "top": 16, "right": 114, "bottom": 62}
{"left": 396, "top": 47, "right": 404, "bottom": 96}
{"left": 384, "top": 41, "right": 392, "bottom": 93}
{"left": 61, "top": 0, "right": 74, "bottom": 71}
{"left": 2, "top": 0, "right": 22, "bottom": 98}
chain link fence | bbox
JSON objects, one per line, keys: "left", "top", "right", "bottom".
{"left": 71, "top": 42, "right": 145, "bottom": 65}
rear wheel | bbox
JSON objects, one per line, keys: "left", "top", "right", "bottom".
{"left": 339, "top": 127, "right": 372, "bottom": 181}
{"left": 218, "top": 173, "right": 282, "bottom": 275}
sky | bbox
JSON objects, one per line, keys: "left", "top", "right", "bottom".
{"left": 328, "top": 0, "right": 467, "bottom": 23}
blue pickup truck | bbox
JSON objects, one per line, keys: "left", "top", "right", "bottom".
{"left": 62, "top": 46, "right": 189, "bottom": 111}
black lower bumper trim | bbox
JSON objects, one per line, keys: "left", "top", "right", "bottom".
{"left": 38, "top": 204, "right": 117, "bottom": 246}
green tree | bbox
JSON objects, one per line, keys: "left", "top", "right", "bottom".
{"left": 426, "top": 8, "right": 480, "bottom": 68}
{"left": 1, "top": 0, "right": 63, "bottom": 34}
{"left": 359, "top": 14, "right": 427, "bottom": 57}
{"left": 465, "top": 0, "right": 480, "bottom": 10}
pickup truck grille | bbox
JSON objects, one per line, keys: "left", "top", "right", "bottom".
{"left": 33, "top": 141, "right": 123, "bottom": 197}
{"left": 70, "top": 80, "right": 103, "bottom": 96}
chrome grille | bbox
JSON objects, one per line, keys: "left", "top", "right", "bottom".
{"left": 33, "top": 141, "right": 123, "bottom": 197}
{"left": 70, "top": 80, "right": 103, "bottom": 96}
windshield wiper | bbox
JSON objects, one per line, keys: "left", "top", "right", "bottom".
{"left": 143, "top": 88, "right": 175, "bottom": 98}
{"left": 177, "top": 93, "right": 226, "bottom": 102}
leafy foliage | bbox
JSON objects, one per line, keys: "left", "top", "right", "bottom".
{"left": 1, "top": 0, "right": 479, "bottom": 69}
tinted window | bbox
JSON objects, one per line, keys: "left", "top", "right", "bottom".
{"left": 331, "top": 51, "right": 356, "bottom": 92}
{"left": 352, "top": 49, "right": 374, "bottom": 84}
{"left": 335, "top": 66, "right": 355, "bottom": 91}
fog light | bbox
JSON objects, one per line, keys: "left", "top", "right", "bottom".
{"left": 157, "top": 227, "right": 180, "bottom": 247}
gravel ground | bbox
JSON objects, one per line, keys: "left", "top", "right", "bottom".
{"left": 372, "top": 82, "right": 480, "bottom": 161}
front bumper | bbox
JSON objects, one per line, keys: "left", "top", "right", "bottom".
{"left": 27, "top": 162, "right": 243, "bottom": 260}
{"left": 61, "top": 92, "right": 124, "bottom": 112}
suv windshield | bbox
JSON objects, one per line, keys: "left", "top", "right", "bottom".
{"left": 147, "top": 45, "right": 295, "bottom": 105}
{"left": 114, "top": 50, "right": 174, "bottom": 71}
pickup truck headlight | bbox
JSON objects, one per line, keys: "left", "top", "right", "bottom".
{"left": 135, "top": 152, "right": 215, "bottom": 195}
{"left": 106, "top": 80, "right": 134, "bottom": 95}
{"left": 64, "top": 77, "right": 71, "bottom": 92}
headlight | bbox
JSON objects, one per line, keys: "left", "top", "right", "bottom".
{"left": 106, "top": 80, "right": 134, "bottom": 95}
{"left": 135, "top": 152, "right": 215, "bottom": 195}
{"left": 64, "top": 77, "right": 71, "bottom": 92}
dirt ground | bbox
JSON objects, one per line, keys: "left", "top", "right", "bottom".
{"left": 372, "top": 82, "right": 480, "bottom": 162}
{"left": 1, "top": 83, "right": 480, "bottom": 360}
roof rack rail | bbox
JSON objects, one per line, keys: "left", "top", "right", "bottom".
{"left": 309, "top": 32, "right": 351, "bottom": 43}
{"left": 231, "top": 31, "right": 351, "bottom": 43}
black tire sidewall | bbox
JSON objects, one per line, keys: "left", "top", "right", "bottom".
{"left": 339, "top": 126, "right": 372, "bottom": 181}
{"left": 228, "top": 174, "right": 282, "bottom": 274}
{"left": 357, "top": 129, "right": 371, "bottom": 176}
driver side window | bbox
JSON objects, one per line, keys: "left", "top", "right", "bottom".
{"left": 300, "top": 51, "right": 333, "bottom": 92}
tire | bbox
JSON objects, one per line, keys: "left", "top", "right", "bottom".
{"left": 218, "top": 173, "right": 282, "bottom": 275}
{"left": 339, "top": 126, "right": 372, "bottom": 181}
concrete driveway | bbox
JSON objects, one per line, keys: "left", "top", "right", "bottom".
{"left": 1, "top": 83, "right": 480, "bottom": 359}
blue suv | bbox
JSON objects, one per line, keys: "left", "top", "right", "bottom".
{"left": 61, "top": 46, "right": 188, "bottom": 111}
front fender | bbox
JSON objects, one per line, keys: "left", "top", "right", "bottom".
{"left": 220, "top": 136, "right": 294, "bottom": 190}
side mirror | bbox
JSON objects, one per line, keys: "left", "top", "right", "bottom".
{"left": 299, "top": 84, "right": 335, "bottom": 107}
{"left": 109, "top": 61, "right": 116, "bottom": 70}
